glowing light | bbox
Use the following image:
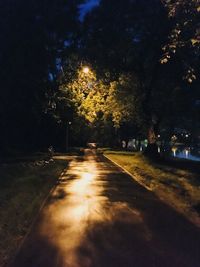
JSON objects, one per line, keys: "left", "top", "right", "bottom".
{"left": 82, "top": 66, "right": 90, "bottom": 74}
{"left": 171, "top": 135, "right": 177, "bottom": 141}
{"left": 172, "top": 147, "right": 177, "bottom": 157}
{"left": 69, "top": 171, "right": 94, "bottom": 196}
{"left": 185, "top": 149, "right": 189, "bottom": 158}
{"left": 39, "top": 158, "right": 107, "bottom": 263}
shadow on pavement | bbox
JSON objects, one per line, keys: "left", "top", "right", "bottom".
{"left": 8, "top": 151, "right": 200, "bottom": 267}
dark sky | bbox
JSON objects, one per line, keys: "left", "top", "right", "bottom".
{"left": 79, "top": 0, "right": 100, "bottom": 21}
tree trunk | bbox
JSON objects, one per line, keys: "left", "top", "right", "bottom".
{"left": 144, "top": 115, "right": 160, "bottom": 158}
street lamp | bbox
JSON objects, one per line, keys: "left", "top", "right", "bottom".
{"left": 82, "top": 66, "right": 90, "bottom": 74}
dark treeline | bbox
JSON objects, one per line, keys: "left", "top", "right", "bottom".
{"left": 0, "top": 0, "right": 199, "bottom": 156}
{"left": 0, "top": 0, "right": 82, "bottom": 154}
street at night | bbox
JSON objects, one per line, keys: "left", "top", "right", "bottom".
{"left": 1, "top": 0, "right": 200, "bottom": 266}
{"left": 9, "top": 150, "right": 200, "bottom": 267}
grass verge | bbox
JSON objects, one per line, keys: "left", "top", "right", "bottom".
{"left": 104, "top": 150, "right": 200, "bottom": 227}
{"left": 0, "top": 155, "right": 69, "bottom": 266}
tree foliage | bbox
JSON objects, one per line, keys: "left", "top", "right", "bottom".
{"left": 1, "top": 0, "right": 199, "bottom": 153}
{"left": 162, "top": 0, "right": 200, "bottom": 83}
{"left": 58, "top": 65, "right": 143, "bottom": 143}
{"left": 0, "top": 0, "right": 83, "bottom": 153}
{"left": 57, "top": 0, "right": 199, "bottom": 148}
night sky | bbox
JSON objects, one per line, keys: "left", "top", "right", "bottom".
{"left": 79, "top": 0, "right": 100, "bottom": 21}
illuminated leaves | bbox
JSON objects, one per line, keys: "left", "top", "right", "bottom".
{"left": 191, "top": 37, "right": 200, "bottom": 46}
{"left": 162, "top": 0, "right": 200, "bottom": 83}
{"left": 184, "top": 67, "right": 197, "bottom": 83}
{"left": 59, "top": 66, "right": 140, "bottom": 129}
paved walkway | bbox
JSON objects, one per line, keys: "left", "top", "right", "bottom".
{"left": 9, "top": 150, "right": 200, "bottom": 267}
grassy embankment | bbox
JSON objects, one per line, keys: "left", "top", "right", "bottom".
{"left": 103, "top": 150, "right": 200, "bottom": 227}
{"left": 0, "top": 154, "right": 69, "bottom": 266}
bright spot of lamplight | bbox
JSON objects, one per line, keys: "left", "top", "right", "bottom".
{"left": 81, "top": 172, "right": 94, "bottom": 181}
{"left": 172, "top": 147, "right": 177, "bottom": 157}
{"left": 185, "top": 149, "right": 189, "bottom": 157}
{"left": 83, "top": 66, "right": 90, "bottom": 74}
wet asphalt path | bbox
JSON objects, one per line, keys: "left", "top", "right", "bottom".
{"left": 9, "top": 150, "right": 200, "bottom": 267}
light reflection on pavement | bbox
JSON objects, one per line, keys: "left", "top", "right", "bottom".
{"left": 40, "top": 154, "right": 108, "bottom": 267}
{"left": 40, "top": 151, "right": 149, "bottom": 267}
{"left": 10, "top": 150, "right": 200, "bottom": 267}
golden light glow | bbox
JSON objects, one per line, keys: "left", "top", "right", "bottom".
{"left": 39, "top": 157, "right": 107, "bottom": 266}
{"left": 172, "top": 147, "right": 177, "bottom": 157}
{"left": 82, "top": 66, "right": 90, "bottom": 74}
{"left": 38, "top": 153, "right": 147, "bottom": 266}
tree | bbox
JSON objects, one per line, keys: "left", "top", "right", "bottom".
{"left": 162, "top": 0, "right": 200, "bottom": 83}
{"left": 80, "top": 0, "right": 171, "bottom": 154}
{"left": 58, "top": 61, "right": 144, "bottom": 146}
{"left": 0, "top": 0, "right": 83, "bottom": 154}
{"left": 158, "top": 0, "right": 200, "bottom": 147}
{"left": 79, "top": 0, "right": 199, "bottom": 156}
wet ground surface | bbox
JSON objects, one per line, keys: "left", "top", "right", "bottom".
{"left": 9, "top": 150, "right": 200, "bottom": 267}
